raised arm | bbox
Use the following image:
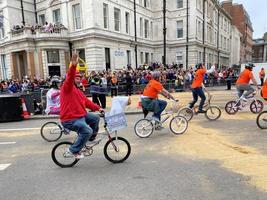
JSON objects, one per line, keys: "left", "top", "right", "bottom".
{"left": 61, "top": 53, "right": 79, "bottom": 93}
{"left": 206, "top": 65, "right": 216, "bottom": 74}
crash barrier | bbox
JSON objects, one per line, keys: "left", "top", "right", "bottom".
{"left": 0, "top": 94, "right": 23, "bottom": 122}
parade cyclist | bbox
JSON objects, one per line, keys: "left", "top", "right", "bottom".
{"left": 141, "top": 71, "right": 176, "bottom": 129}
{"left": 45, "top": 76, "right": 61, "bottom": 115}
{"left": 189, "top": 63, "right": 215, "bottom": 113}
{"left": 60, "top": 53, "right": 104, "bottom": 159}
{"left": 235, "top": 63, "right": 260, "bottom": 103}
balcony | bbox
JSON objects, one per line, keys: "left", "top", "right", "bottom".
{"left": 9, "top": 26, "right": 69, "bottom": 41}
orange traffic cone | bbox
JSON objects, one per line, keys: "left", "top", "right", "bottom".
{"left": 137, "top": 101, "right": 142, "bottom": 109}
{"left": 21, "top": 98, "right": 30, "bottom": 119}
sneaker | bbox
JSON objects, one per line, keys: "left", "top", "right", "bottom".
{"left": 240, "top": 95, "right": 248, "bottom": 102}
{"left": 152, "top": 116, "right": 161, "bottom": 123}
{"left": 64, "top": 149, "right": 84, "bottom": 159}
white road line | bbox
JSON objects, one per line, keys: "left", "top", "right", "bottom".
{"left": 0, "top": 163, "right": 11, "bottom": 171}
{"left": 0, "top": 127, "right": 40, "bottom": 132}
{"left": 0, "top": 142, "right": 16, "bottom": 145}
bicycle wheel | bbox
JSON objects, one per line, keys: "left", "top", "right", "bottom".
{"left": 104, "top": 137, "right": 131, "bottom": 163}
{"left": 250, "top": 100, "right": 264, "bottom": 114}
{"left": 225, "top": 101, "right": 238, "bottom": 115}
{"left": 169, "top": 116, "right": 188, "bottom": 135}
{"left": 40, "top": 122, "right": 63, "bottom": 142}
{"left": 178, "top": 107, "right": 194, "bottom": 121}
{"left": 51, "top": 141, "right": 79, "bottom": 168}
{"left": 256, "top": 111, "right": 267, "bottom": 129}
{"left": 205, "top": 106, "right": 221, "bottom": 121}
{"left": 134, "top": 119, "right": 154, "bottom": 138}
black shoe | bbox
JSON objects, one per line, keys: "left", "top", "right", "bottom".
{"left": 197, "top": 110, "right": 206, "bottom": 114}
{"left": 89, "top": 134, "right": 97, "bottom": 142}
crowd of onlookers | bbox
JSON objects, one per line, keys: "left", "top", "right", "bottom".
{"left": 0, "top": 64, "right": 237, "bottom": 95}
{"left": 11, "top": 22, "right": 66, "bottom": 35}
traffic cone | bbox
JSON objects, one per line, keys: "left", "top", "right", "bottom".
{"left": 21, "top": 98, "right": 30, "bottom": 119}
{"left": 137, "top": 101, "right": 142, "bottom": 109}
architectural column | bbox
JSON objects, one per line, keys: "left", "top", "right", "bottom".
{"left": 26, "top": 51, "right": 36, "bottom": 79}
{"left": 64, "top": 51, "right": 70, "bottom": 72}
{"left": 263, "top": 45, "right": 267, "bottom": 62}
{"left": 38, "top": 50, "right": 44, "bottom": 78}
{"left": 10, "top": 53, "right": 18, "bottom": 79}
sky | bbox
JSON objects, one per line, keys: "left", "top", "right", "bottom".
{"left": 222, "top": 0, "right": 267, "bottom": 39}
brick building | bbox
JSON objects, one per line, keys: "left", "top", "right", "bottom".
{"left": 222, "top": 0, "right": 253, "bottom": 64}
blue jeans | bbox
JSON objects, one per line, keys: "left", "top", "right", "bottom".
{"left": 189, "top": 87, "right": 206, "bottom": 111}
{"left": 62, "top": 113, "right": 100, "bottom": 154}
{"left": 141, "top": 98, "right": 167, "bottom": 120}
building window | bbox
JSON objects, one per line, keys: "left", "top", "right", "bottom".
{"left": 176, "top": 52, "right": 183, "bottom": 64}
{"left": 140, "top": 18, "right": 143, "bottom": 37}
{"left": 103, "top": 3, "right": 108, "bottom": 29}
{"left": 114, "top": 8, "right": 120, "bottom": 31}
{"left": 127, "top": 50, "right": 131, "bottom": 65}
{"left": 198, "top": 52, "right": 202, "bottom": 63}
{"left": 39, "top": 14, "right": 45, "bottom": 26}
{"left": 77, "top": 49, "right": 86, "bottom": 67}
{"left": 144, "top": 0, "right": 149, "bottom": 8}
{"left": 125, "top": 12, "right": 130, "bottom": 34}
{"left": 47, "top": 50, "right": 60, "bottom": 63}
{"left": 150, "top": 22, "right": 153, "bottom": 39}
{"left": 73, "top": 4, "right": 82, "bottom": 30}
{"left": 144, "top": 19, "right": 149, "bottom": 38}
{"left": 176, "top": 20, "right": 183, "bottom": 38}
{"left": 53, "top": 9, "right": 61, "bottom": 25}
{"left": 151, "top": 53, "right": 153, "bottom": 62}
{"left": 145, "top": 52, "right": 149, "bottom": 64}
{"left": 0, "top": 11, "right": 4, "bottom": 38}
{"left": 140, "top": 52, "right": 144, "bottom": 64}
{"left": 177, "top": 0, "right": 183, "bottom": 8}
{"left": 1, "top": 54, "right": 7, "bottom": 79}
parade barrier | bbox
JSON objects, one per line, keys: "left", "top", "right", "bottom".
{"left": 0, "top": 94, "right": 23, "bottom": 122}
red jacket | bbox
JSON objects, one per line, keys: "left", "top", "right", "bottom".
{"left": 60, "top": 64, "right": 100, "bottom": 122}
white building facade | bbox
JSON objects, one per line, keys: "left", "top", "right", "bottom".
{"left": 0, "top": 0, "right": 236, "bottom": 80}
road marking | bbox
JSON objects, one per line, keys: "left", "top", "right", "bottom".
{"left": 0, "top": 163, "right": 11, "bottom": 171}
{"left": 0, "top": 127, "right": 40, "bottom": 132}
{"left": 0, "top": 142, "right": 16, "bottom": 145}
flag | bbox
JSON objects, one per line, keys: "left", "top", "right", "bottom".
{"left": 0, "top": 15, "right": 4, "bottom": 28}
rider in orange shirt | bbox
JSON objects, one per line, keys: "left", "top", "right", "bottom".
{"left": 261, "top": 78, "right": 267, "bottom": 101}
{"left": 189, "top": 63, "right": 215, "bottom": 113}
{"left": 236, "top": 63, "right": 259, "bottom": 101}
{"left": 141, "top": 71, "right": 176, "bottom": 125}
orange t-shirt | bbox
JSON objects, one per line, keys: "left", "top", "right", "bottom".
{"left": 262, "top": 85, "right": 267, "bottom": 99}
{"left": 236, "top": 69, "right": 253, "bottom": 85}
{"left": 143, "top": 79, "right": 163, "bottom": 99}
{"left": 191, "top": 69, "right": 207, "bottom": 89}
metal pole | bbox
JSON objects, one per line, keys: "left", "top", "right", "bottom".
{"left": 34, "top": 0, "right": 38, "bottom": 24}
{"left": 163, "top": 0, "right": 167, "bottom": 66}
{"left": 20, "top": 0, "right": 25, "bottom": 26}
{"left": 134, "top": 0, "right": 138, "bottom": 69}
{"left": 186, "top": 0, "right": 189, "bottom": 69}
{"left": 217, "top": 11, "right": 220, "bottom": 66}
{"left": 202, "top": 0, "right": 206, "bottom": 64}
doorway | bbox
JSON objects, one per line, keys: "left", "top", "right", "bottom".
{"left": 105, "top": 48, "right": 111, "bottom": 71}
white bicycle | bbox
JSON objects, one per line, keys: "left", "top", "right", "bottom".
{"left": 134, "top": 100, "right": 188, "bottom": 138}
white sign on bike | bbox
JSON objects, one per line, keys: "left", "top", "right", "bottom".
{"left": 105, "top": 112, "right": 127, "bottom": 132}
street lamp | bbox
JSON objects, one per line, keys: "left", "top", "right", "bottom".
{"left": 163, "top": 0, "right": 166, "bottom": 66}
{"left": 134, "top": 0, "right": 138, "bottom": 69}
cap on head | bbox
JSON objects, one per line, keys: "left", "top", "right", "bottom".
{"left": 75, "top": 71, "right": 82, "bottom": 78}
{"left": 151, "top": 71, "right": 161, "bottom": 79}
{"left": 245, "top": 63, "right": 255, "bottom": 70}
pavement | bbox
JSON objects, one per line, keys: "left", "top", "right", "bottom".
{"left": 1, "top": 113, "right": 267, "bottom": 199}
{"left": 29, "top": 86, "right": 266, "bottom": 120}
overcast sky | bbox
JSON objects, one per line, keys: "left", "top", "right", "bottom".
{"left": 222, "top": 0, "right": 267, "bottom": 39}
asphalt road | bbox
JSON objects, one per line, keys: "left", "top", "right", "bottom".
{"left": 1, "top": 114, "right": 267, "bottom": 200}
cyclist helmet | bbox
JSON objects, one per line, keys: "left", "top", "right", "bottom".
{"left": 195, "top": 63, "right": 203, "bottom": 70}
{"left": 245, "top": 63, "right": 255, "bottom": 71}
{"left": 50, "top": 76, "right": 61, "bottom": 89}
{"left": 151, "top": 71, "right": 161, "bottom": 80}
